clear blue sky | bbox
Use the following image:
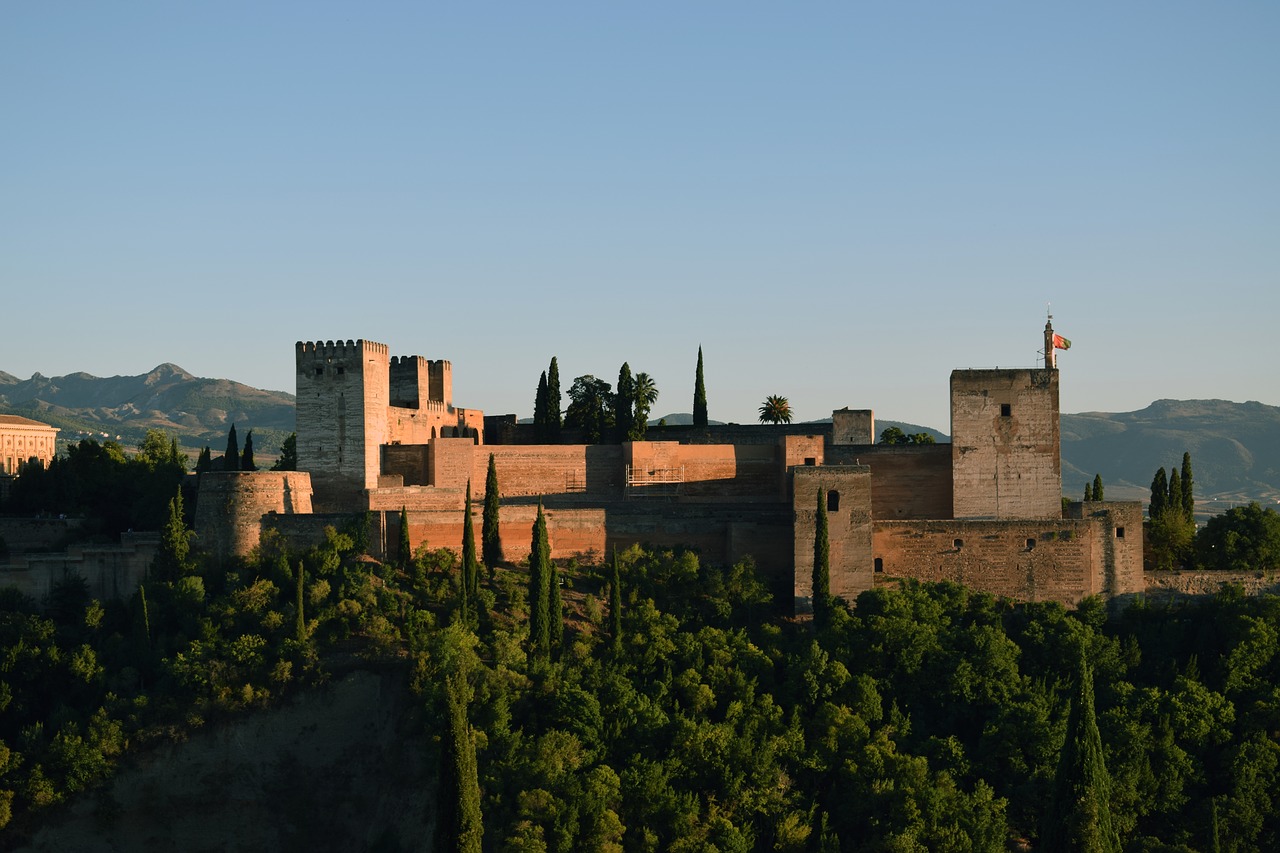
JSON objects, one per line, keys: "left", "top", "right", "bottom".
{"left": 3, "top": 2, "right": 1277, "bottom": 430}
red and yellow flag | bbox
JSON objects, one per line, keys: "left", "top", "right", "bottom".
{"left": 1052, "top": 333, "right": 1072, "bottom": 350}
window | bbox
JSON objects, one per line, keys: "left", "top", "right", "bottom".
{"left": 953, "top": 538, "right": 964, "bottom": 549}
{"left": 315, "top": 367, "right": 323, "bottom": 376}
{"left": 827, "top": 490, "right": 840, "bottom": 512}
{"left": 337, "top": 366, "right": 345, "bottom": 375}
{"left": 1116, "top": 527, "right": 1125, "bottom": 539}
{"left": 1026, "top": 537, "right": 1036, "bottom": 550}
{"left": 874, "top": 557, "right": 884, "bottom": 573}
{"left": 804, "top": 457, "right": 816, "bottom": 466}
{"left": 1000, "top": 403, "right": 1011, "bottom": 417}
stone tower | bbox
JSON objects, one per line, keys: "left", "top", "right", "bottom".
{"left": 950, "top": 330, "right": 1062, "bottom": 519}
{"left": 295, "top": 339, "right": 390, "bottom": 510}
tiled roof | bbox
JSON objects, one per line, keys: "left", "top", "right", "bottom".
{"left": 0, "top": 414, "right": 58, "bottom": 429}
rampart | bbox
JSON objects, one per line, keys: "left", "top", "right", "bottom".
{"left": 194, "top": 471, "right": 314, "bottom": 560}
{"left": 0, "top": 532, "right": 158, "bottom": 601}
{"left": 827, "top": 443, "right": 952, "bottom": 519}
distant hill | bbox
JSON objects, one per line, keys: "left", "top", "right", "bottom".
{"left": 0, "top": 365, "right": 295, "bottom": 459}
{"left": 1060, "top": 400, "right": 1280, "bottom": 511}
{"left": 4, "top": 366, "right": 1277, "bottom": 511}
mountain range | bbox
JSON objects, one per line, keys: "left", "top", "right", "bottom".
{"left": 3, "top": 367, "right": 1277, "bottom": 511}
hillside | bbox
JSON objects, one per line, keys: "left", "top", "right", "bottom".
{"left": 0, "top": 365, "right": 294, "bottom": 459}
{"left": 1060, "top": 399, "right": 1280, "bottom": 511}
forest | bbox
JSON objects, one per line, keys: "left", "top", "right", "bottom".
{"left": 3, "top": 437, "right": 1280, "bottom": 850}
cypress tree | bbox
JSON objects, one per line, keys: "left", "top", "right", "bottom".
{"left": 693, "top": 346, "right": 708, "bottom": 428}
{"left": 436, "top": 674, "right": 483, "bottom": 853}
{"left": 462, "top": 480, "right": 480, "bottom": 611}
{"left": 482, "top": 454, "right": 502, "bottom": 575}
{"left": 609, "top": 547, "right": 622, "bottom": 649}
{"left": 1167, "top": 468, "right": 1181, "bottom": 519}
{"left": 1092, "top": 473, "right": 1104, "bottom": 502}
{"left": 547, "top": 358, "right": 562, "bottom": 440}
{"left": 399, "top": 505, "right": 411, "bottom": 569}
{"left": 241, "top": 430, "right": 256, "bottom": 471}
{"left": 813, "top": 487, "right": 831, "bottom": 627}
{"left": 224, "top": 423, "right": 240, "bottom": 471}
{"left": 271, "top": 432, "right": 297, "bottom": 471}
{"left": 615, "top": 362, "right": 635, "bottom": 440}
{"left": 295, "top": 561, "right": 306, "bottom": 641}
{"left": 1150, "top": 467, "right": 1168, "bottom": 520}
{"left": 1043, "top": 658, "right": 1121, "bottom": 853}
{"left": 1181, "top": 452, "right": 1195, "bottom": 521}
{"left": 195, "top": 446, "right": 212, "bottom": 475}
{"left": 1083, "top": 483, "right": 1092, "bottom": 503}
{"left": 528, "top": 502, "right": 551, "bottom": 660}
{"left": 152, "top": 488, "right": 192, "bottom": 581}
{"left": 533, "top": 371, "right": 549, "bottom": 441}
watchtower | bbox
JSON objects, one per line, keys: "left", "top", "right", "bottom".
{"left": 950, "top": 329, "right": 1062, "bottom": 519}
{"left": 295, "top": 339, "right": 390, "bottom": 510}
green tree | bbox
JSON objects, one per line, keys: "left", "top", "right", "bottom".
{"left": 294, "top": 560, "right": 306, "bottom": 641}
{"left": 482, "top": 454, "right": 502, "bottom": 573}
{"left": 137, "top": 429, "right": 184, "bottom": 468}
{"left": 270, "top": 432, "right": 297, "bottom": 471}
{"left": 1092, "top": 474, "right": 1104, "bottom": 502}
{"left": 614, "top": 362, "right": 636, "bottom": 440}
{"left": 630, "top": 372, "right": 659, "bottom": 441}
{"left": 1043, "top": 658, "right": 1121, "bottom": 853}
{"left": 758, "top": 394, "right": 793, "bottom": 425}
{"left": 461, "top": 480, "right": 480, "bottom": 617}
{"left": 1167, "top": 468, "right": 1181, "bottom": 517}
{"left": 1180, "top": 452, "right": 1194, "bottom": 521}
{"left": 399, "top": 506, "right": 411, "bottom": 570}
{"left": 1196, "top": 502, "right": 1280, "bottom": 571}
{"left": 907, "top": 432, "right": 936, "bottom": 445}
{"left": 880, "top": 426, "right": 908, "bottom": 445}
{"left": 609, "top": 548, "right": 622, "bottom": 649}
{"left": 565, "top": 375, "right": 613, "bottom": 445}
{"left": 528, "top": 502, "right": 551, "bottom": 660}
{"left": 693, "top": 346, "right": 708, "bottom": 428}
{"left": 151, "top": 488, "right": 193, "bottom": 581}
{"left": 223, "top": 424, "right": 240, "bottom": 472}
{"left": 241, "top": 430, "right": 257, "bottom": 471}
{"left": 812, "top": 487, "right": 831, "bottom": 628}
{"left": 533, "top": 370, "right": 549, "bottom": 441}
{"left": 436, "top": 674, "right": 483, "bottom": 853}
{"left": 1084, "top": 482, "right": 1093, "bottom": 503}
{"left": 195, "top": 445, "right": 213, "bottom": 475}
{"left": 547, "top": 357, "right": 562, "bottom": 441}
{"left": 1149, "top": 468, "right": 1167, "bottom": 520}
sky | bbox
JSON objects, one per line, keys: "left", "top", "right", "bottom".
{"left": 3, "top": 2, "right": 1277, "bottom": 431}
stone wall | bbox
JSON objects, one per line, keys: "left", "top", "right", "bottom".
{"left": 951, "top": 368, "right": 1061, "bottom": 519}
{"left": 832, "top": 409, "right": 874, "bottom": 446}
{"left": 0, "top": 516, "right": 84, "bottom": 554}
{"left": 872, "top": 515, "right": 1141, "bottom": 605}
{"left": 828, "top": 444, "right": 952, "bottom": 520}
{"left": 461, "top": 445, "right": 625, "bottom": 499}
{"left": 793, "top": 466, "right": 873, "bottom": 612}
{"left": 0, "top": 532, "right": 158, "bottom": 601}
{"left": 625, "top": 442, "right": 781, "bottom": 501}
{"left": 1067, "top": 500, "right": 1145, "bottom": 597}
{"left": 194, "top": 471, "right": 314, "bottom": 560}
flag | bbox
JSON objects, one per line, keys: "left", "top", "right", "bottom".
{"left": 1053, "top": 333, "right": 1071, "bottom": 350}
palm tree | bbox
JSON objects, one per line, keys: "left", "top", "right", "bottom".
{"left": 631, "top": 372, "right": 659, "bottom": 439}
{"left": 758, "top": 395, "right": 793, "bottom": 424}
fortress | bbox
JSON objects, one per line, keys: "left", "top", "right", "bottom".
{"left": 196, "top": 320, "right": 1145, "bottom": 609}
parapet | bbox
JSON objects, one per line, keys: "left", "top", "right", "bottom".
{"left": 296, "top": 339, "right": 390, "bottom": 360}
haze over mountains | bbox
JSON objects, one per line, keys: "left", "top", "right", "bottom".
{"left": 2, "top": 366, "right": 1277, "bottom": 511}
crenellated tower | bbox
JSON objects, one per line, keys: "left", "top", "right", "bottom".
{"left": 296, "top": 339, "right": 390, "bottom": 510}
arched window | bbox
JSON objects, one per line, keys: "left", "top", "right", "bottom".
{"left": 827, "top": 490, "right": 840, "bottom": 512}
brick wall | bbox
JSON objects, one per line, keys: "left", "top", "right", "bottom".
{"left": 828, "top": 444, "right": 952, "bottom": 519}
{"left": 793, "top": 466, "right": 873, "bottom": 612}
{"left": 194, "top": 471, "right": 314, "bottom": 560}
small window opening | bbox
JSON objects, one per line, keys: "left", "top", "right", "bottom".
{"left": 1000, "top": 403, "right": 1011, "bottom": 417}
{"left": 1026, "top": 537, "right": 1036, "bottom": 550}
{"left": 827, "top": 490, "right": 840, "bottom": 512}
{"left": 337, "top": 366, "right": 345, "bottom": 375}
{"left": 874, "top": 557, "right": 884, "bottom": 573}
{"left": 315, "top": 367, "right": 323, "bottom": 376}
{"left": 953, "top": 538, "right": 964, "bottom": 549}
{"left": 804, "top": 457, "right": 816, "bottom": 466}
{"left": 1116, "top": 526, "right": 1126, "bottom": 539}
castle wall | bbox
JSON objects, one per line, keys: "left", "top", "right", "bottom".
{"left": 832, "top": 409, "right": 874, "bottom": 446}
{"left": 1067, "top": 500, "right": 1145, "bottom": 597}
{"left": 0, "top": 517, "right": 84, "bottom": 554}
{"left": 793, "top": 466, "right": 874, "bottom": 612}
{"left": 451, "top": 444, "right": 625, "bottom": 498}
{"left": 827, "top": 444, "right": 953, "bottom": 520}
{"left": 951, "top": 368, "right": 1061, "bottom": 519}
{"left": 872, "top": 515, "right": 1139, "bottom": 605}
{"left": 194, "top": 471, "right": 314, "bottom": 560}
{"left": 625, "top": 442, "right": 782, "bottom": 501}
{"left": 0, "top": 532, "right": 158, "bottom": 602}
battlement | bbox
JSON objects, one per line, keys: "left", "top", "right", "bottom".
{"left": 296, "top": 339, "right": 389, "bottom": 360}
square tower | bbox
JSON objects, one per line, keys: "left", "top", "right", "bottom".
{"left": 950, "top": 368, "right": 1061, "bottom": 519}
{"left": 295, "top": 339, "right": 390, "bottom": 510}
